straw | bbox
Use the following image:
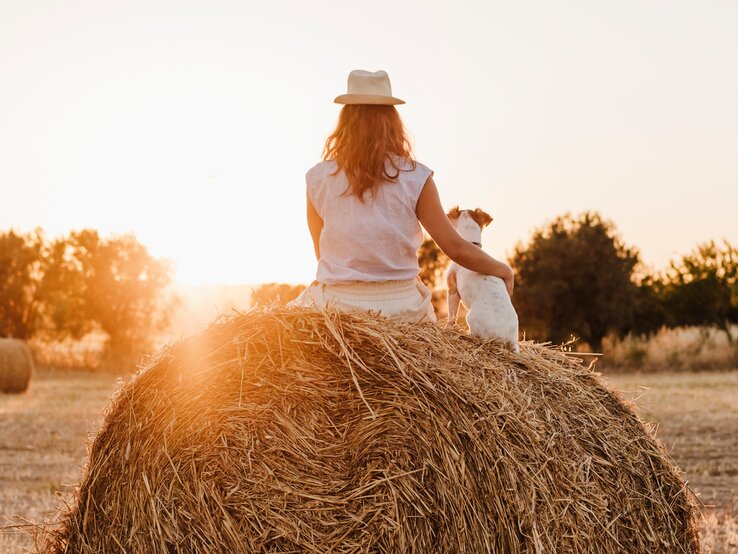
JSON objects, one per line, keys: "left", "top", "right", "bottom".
{"left": 42, "top": 306, "right": 700, "bottom": 553}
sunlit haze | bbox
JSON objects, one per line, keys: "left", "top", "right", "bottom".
{"left": 2, "top": 0, "right": 736, "bottom": 284}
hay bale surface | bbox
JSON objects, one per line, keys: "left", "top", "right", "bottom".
{"left": 46, "top": 308, "right": 699, "bottom": 553}
{"left": 0, "top": 337, "right": 34, "bottom": 393}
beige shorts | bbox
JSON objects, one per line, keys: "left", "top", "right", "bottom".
{"left": 289, "top": 277, "right": 437, "bottom": 324}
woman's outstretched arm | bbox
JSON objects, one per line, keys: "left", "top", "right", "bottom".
{"left": 306, "top": 190, "right": 323, "bottom": 260}
{"left": 416, "top": 175, "right": 514, "bottom": 297}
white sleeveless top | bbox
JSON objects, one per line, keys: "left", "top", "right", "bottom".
{"left": 306, "top": 156, "right": 434, "bottom": 284}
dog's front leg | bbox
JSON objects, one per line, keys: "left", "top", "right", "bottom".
{"left": 446, "top": 267, "right": 460, "bottom": 325}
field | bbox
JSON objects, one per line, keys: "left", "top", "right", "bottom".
{"left": 608, "top": 371, "right": 738, "bottom": 552}
{"left": 1, "top": 367, "right": 736, "bottom": 553}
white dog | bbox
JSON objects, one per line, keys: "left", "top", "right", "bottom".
{"left": 445, "top": 208, "right": 520, "bottom": 353}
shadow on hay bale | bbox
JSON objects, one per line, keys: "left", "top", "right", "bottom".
{"left": 44, "top": 307, "right": 699, "bottom": 553}
{"left": 0, "top": 338, "right": 34, "bottom": 394}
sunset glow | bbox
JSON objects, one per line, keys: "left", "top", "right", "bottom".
{"left": 2, "top": 0, "right": 736, "bottom": 284}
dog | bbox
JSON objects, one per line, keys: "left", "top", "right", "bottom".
{"left": 445, "top": 207, "right": 520, "bottom": 353}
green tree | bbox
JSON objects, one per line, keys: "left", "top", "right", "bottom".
{"left": 251, "top": 283, "right": 306, "bottom": 306}
{"left": 39, "top": 235, "right": 93, "bottom": 341}
{"left": 417, "top": 236, "right": 450, "bottom": 291}
{"left": 0, "top": 228, "right": 175, "bottom": 368}
{"left": 417, "top": 236, "right": 450, "bottom": 316}
{"left": 626, "top": 274, "right": 668, "bottom": 336}
{"left": 62, "top": 230, "right": 176, "bottom": 368}
{"left": 660, "top": 240, "right": 738, "bottom": 343}
{"left": 0, "top": 229, "right": 46, "bottom": 339}
{"left": 511, "top": 212, "right": 639, "bottom": 351}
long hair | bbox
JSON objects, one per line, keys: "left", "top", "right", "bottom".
{"left": 322, "top": 105, "right": 415, "bottom": 201}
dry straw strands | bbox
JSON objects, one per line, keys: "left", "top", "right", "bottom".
{"left": 44, "top": 307, "right": 699, "bottom": 553}
{"left": 0, "top": 338, "right": 34, "bottom": 393}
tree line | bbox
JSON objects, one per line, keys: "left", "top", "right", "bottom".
{"left": 0, "top": 229, "right": 176, "bottom": 368}
{"left": 2, "top": 213, "right": 736, "bottom": 368}
{"left": 420, "top": 212, "right": 737, "bottom": 352}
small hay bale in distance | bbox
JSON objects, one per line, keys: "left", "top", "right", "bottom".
{"left": 46, "top": 308, "right": 699, "bottom": 553}
{"left": 0, "top": 338, "right": 34, "bottom": 393}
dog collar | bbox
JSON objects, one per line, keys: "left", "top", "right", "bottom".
{"left": 472, "top": 241, "right": 482, "bottom": 248}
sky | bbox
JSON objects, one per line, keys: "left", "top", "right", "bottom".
{"left": 1, "top": 0, "right": 736, "bottom": 284}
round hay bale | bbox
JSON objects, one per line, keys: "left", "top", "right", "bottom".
{"left": 0, "top": 338, "right": 34, "bottom": 393}
{"left": 45, "top": 308, "right": 699, "bottom": 553}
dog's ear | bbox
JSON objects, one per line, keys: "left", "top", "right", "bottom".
{"left": 446, "top": 206, "right": 461, "bottom": 221}
{"left": 470, "top": 209, "right": 493, "bottom": 228}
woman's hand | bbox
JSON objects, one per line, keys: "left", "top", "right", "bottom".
{"left": 495, "top": 263, "right": 515, "bottom": 298}
{"left": 503, "top": 269, "right": 514, "bottom": 298}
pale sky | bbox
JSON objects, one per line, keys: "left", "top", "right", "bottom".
{"left": 2, "top": 0, "right": 736, "bottom": 284}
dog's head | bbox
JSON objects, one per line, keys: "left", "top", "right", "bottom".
{"left": 446, "top": 207, "right": 493, "bottom": 230}
{"left": 446, "top": 207, "right": 493, "bottom": 244}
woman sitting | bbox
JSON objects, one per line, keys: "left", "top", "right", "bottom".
{"left": 291, "top": 69, "right": 513, "bottom": 322}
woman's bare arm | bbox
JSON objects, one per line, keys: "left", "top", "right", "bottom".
{"left": 306, "top": 191, "right": 323, "bottom": 260}
{"left": 416, "top": 176, "right": 514, "bottom": 296}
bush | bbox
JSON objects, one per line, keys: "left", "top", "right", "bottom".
{"left": 601, "top": 325, "right": 738, "bottom": 372}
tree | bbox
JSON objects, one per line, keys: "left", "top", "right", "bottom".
{"left": 39, "top": 235, "right": 94, "bottom": 341}
{"left": 417, "top": 236, "right": 450, "bottom": 316}
{"left": 417, "top": 236, "right": 450, "bottom": 291}
{"left": 660, "top": 240, "right": 738, "bottom": 344}
{"left": 0, "top": 229, "right": 46, "bottom": 339}
{"left": 61, "top": 230, "right": 177, "bottom": 367}
{"left": 0, "top": 227, "right": 176, "bottom": 368}
{"left": 510, "top": 212, "right": 639, "bottom": 351}
{"left": 625, "top": 274, "right": 668, "bottom": 336}
{"left": 251, "top": 283, "right": 306, "bottom": 306}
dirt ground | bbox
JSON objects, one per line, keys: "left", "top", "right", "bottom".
{"left": 0, "top": 368, "right": 121, "bottom": 553}
{"left": 606, "top": 370, "right": 738, "bottom": 553}
{"left": 1, "top": 367, "right": 736, "bottom": 553}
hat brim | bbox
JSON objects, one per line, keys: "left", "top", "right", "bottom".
{"left": 334, "top": 93, "right": 405, "bottom": 105}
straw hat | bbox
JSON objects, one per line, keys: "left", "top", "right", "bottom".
{"left": 334, "top": 69, "right": 405, "bottom": 105}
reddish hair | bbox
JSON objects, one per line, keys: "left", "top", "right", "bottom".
{"left": 322, "top": 105, "right": 415, "bottom": 201}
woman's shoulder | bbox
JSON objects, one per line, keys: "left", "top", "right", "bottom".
{"left": 306, "top": 160, "right": 338, "bottom": 181}
{"left": 382, "top": 156, "right": 433, "bottom": 201}
{"left": 394, "top": 157, "right": 434, "bottom": 190}
{"left": 413, "top": 159, "right": 433, "bottom": 177}
{"left": 388, "top": 155, "right": 432, "bottom": 176}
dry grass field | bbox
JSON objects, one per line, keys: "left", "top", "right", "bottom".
{"left": 0, "top": 367, "right": 736, "bottom": 553}
{"left": 602, "top": 326, "right": 738, "bottom": 372}
{"left": 607, "top": 370, "right": 738, "bottom": 553}
{"left": 0, "top": 369, "right": 121, "bottom": 553}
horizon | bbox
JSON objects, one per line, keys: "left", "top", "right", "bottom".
{"left": 2, "top": 0, "right": 737, "bottom": 284}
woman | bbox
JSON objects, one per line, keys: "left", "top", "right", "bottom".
{"left": 291, "top": 69, "right": 514, "bottom": 322}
